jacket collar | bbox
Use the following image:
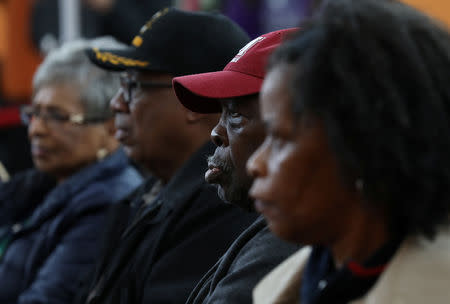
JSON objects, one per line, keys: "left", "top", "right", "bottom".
{"left": 356, "top": 228, "right": 450, "bottom": 303}
{"left": 253, "top": 228, "right": 450, "bottom": 304}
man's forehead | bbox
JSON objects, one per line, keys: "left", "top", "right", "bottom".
{"left": 219, "top": 94, "right": 259, "bottom": 107}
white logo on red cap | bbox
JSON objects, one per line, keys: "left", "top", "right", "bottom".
{"left": 231, "top": 36, "right": 266, "bottom": 63}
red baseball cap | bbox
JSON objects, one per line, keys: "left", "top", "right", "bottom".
{"left": 173, "top": 28, "right": 299, "bottom": 113}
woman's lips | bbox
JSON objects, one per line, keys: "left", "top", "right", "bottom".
{"left": 31, "top": 145, "right": 49, "bottom": 158}
{"left": 205, "top": 166, "right": 222, "bottom": 183}
{"left": 254, "top": 199, "right": 268, "bottom": 214}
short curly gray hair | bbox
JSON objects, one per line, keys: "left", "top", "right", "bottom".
{"left": 33, "top": 37, "right": 127, "bottom": 120}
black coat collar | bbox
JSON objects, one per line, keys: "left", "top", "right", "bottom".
{"left": 158, "top": 141, "right": 214, "bottom": 211}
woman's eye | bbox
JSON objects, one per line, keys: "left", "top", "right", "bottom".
{"left": 48, "top": 110, "right": 69, "bottom": 121}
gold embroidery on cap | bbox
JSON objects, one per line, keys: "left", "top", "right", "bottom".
{"left": 132, "top": 36, "right": 143, "bottom": 47}
{"left": 139, "top": 7, "right": 170, "bottom": 35}
{"left": 93, "top": 48, "right": 149, "bottom": 67}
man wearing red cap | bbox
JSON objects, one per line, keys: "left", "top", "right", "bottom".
{"left": 173, "top": 28, "right": 300, "bottom": 304}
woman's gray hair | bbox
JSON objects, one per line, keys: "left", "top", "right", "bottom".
{"left": 33, "top": 37, "right": 127, "bottom": 120}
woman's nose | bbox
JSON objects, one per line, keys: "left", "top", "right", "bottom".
{"left": 247, "top": 140, "right": 269, "bottom": 178}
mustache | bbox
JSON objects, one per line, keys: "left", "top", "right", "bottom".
{"left": 207, "top": 153, "right": 233, "bottom": 174}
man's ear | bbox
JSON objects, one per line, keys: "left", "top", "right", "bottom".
{"left": 184, "top": 107, "right": 205, "bottom": 123}
{"left": 181, "top": 106, "right": 220, "bottom": 127}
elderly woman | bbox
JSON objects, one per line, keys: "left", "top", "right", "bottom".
{"left": 0, "top": 38, "right": 142, "bottom": 303}
{"left": 247, "top": 0, "right": 450, "bottom": 303}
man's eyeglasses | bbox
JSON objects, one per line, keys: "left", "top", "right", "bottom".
{"left": 119, "top": 75, "right": 172, "bottom": 104}
{"left": 20, "top": 105, "right": 106, "bottom": 126}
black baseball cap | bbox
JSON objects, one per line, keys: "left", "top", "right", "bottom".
{"left": 86, "top": 7, "right": 251, "bottom": 76}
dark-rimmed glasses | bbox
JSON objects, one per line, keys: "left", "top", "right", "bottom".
{"left": 119, "top": 75, "right": 172, "bottom": 104}
{"left": 20, "top": 105, "right": 106, "bottom": 126}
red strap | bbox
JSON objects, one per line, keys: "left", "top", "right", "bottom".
{"left": 347, "top": 261, "right": 387, "bottom": 277}
{"left": 0, "top": 106, "right": 22, "bottom": 128}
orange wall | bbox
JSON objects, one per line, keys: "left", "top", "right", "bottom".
{"left": 0, "top": 3, "right": 7, "bottom": 62}
{"left": 1, "top": 0, "right": 42, "bottom": 102}
{"left": 402, "top": 0, "right": 450, "bottom": 27}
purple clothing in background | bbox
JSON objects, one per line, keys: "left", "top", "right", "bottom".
{"left": 223, "top": 1, "right": 263, "bottom": 38}
{"left": 224, "top": 0, "right": 311, "bottom": 38}
{"left": 260, "top": 0, "right": 310, "bottom": 34}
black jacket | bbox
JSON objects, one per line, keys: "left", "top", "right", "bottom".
{"left": 82, "top": 142, "right": 257, "bottom": 304}
{"left": 186, "top": 216, "right": 300, "bottom": 304}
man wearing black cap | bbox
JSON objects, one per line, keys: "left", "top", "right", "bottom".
{"left": 80, "top": 8, "right": 257, "bottom": 304}
{"left": 172, "top": 29, "right": 300, "bottom": 304}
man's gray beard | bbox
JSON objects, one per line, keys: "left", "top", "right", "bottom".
{"left": 215, "top": 175, "right": 255, "bottom": 212}
{"left": 207, "top": 154, "right": 254, "bottom": 211}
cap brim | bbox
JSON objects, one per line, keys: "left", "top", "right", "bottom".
{"left": 173, "top": 70, "right": 262, "bottom": 113}
{"left": 86, "top": 47, "right": 152, "bottom": 71}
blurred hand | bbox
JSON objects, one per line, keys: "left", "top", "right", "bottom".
{"left": 83, "top": 0, "right": 116, "bottom": 13}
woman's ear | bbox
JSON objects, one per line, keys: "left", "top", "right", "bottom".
{"left": 100, "top": 118, "right": 119, "bottom": 154}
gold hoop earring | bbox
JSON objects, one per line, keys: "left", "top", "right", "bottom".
{"left": 96, "top": 148, "right": 108, "bottom": 160}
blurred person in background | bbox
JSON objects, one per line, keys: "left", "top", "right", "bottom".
{"left": 176, "top": 0, "right": 314, "bottom": 38}
{"left": 31, "top": 0, "right": 171, "bottom": 53}
{"left": 172, "top": 28, "right": 300, "bottom": 304}
{"left": 80, "top": 8, "right": 257, "bottom": 304}
{"left": 0, "top": 37, "right": 143, "bottom": 304}
{"left": 247, "top": 0, "right": 450, "bottom": 303}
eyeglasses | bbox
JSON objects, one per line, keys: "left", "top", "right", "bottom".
{"left": 20, "top": 105, "right": 106, "bottom": 126}
{"left": 119, "top": 75, "right": 172, "bottom": 104}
